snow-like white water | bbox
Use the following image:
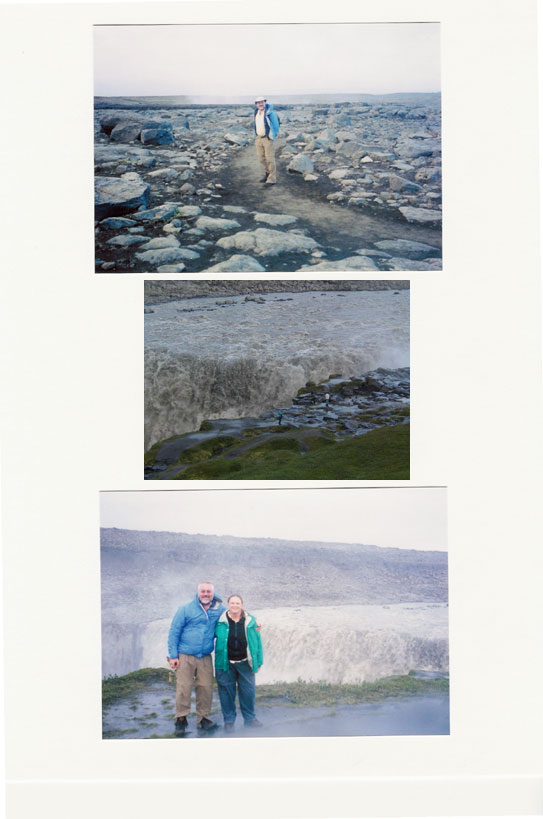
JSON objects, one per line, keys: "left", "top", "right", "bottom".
{"left": 144, "top": 290, "right": 409, "bottom": 448}
{"left": 103, "top": 602, "right": 447, "bottom": 683}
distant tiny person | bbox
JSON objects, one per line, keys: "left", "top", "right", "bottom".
{"left": 254, "top": 96, "right": 280, "bottom": 185}
{"left": 214, "top": 594, "right": 264, "bottom": 732}
{"left": 325, "top": 393, "right": 330, "bottom": 407}
{"left": 278, "top": 410, "right": 283, "bottom": 425}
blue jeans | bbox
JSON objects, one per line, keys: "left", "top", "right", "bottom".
{"left": 216, "top": 661, "right": 256, "bottom": 724}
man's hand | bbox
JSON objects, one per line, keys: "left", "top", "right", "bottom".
{"left": 168, "top": 658, "right": 179, "bottom": 670}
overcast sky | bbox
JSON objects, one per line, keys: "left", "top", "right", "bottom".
{"left": 94, "top": 23, "right": 440, "bottom": 98}
{"left": 100, "top": 488, "right": 447, "bottom": 552}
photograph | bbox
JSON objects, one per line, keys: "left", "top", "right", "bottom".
{"left": 94, "top": 22, "right": 442, "bottom": 274}
{"left": 144, "top": 280, "right": 410, "bottom": 480}
{"left": 101, "top": 488, "right": 449, "bottom": 740}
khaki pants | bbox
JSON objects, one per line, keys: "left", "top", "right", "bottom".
{"left": 255, "top": 136, "right": 276, "bottom": 183}
{"left": 175, "top": 653, "right": 213, "bottom": 721}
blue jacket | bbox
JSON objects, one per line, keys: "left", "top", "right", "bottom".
{"left": 168, "top": 594, "right": 226, "bottom": 659}
{"left": 253, "top": 103, "right": 280, "bottom": 141}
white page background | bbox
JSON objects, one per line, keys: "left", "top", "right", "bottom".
{"left": 0, "top": 0, "right": 542, "bottom": 817}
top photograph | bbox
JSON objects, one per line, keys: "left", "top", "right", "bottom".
{"left": 94, "top": 22, "right": 442, "bottom": 274}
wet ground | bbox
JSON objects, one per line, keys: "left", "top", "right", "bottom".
{"left": 103, "top": 678, "right": 449, "bottom": 739}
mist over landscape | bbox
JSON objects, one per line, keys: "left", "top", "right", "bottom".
{"left": 101, "top": 527, "right": 448, "bottom": 681}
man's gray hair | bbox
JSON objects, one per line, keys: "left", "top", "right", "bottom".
{"left": 198, "top": 581, "right": 214, "bottom": 591}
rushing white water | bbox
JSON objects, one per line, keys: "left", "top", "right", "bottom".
{"left": 102, "top": 602, "right": 447, "bottom": 683}
{"left": 144, "top": 290, "right": 409, "bottom": 449}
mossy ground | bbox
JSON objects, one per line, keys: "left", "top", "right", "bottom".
{"left": 172, "top": 423, "right": 409, "bottom": 480}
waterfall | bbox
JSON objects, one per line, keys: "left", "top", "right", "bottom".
{"left": 102, "top": 604, "right": 448, "bottom": 683}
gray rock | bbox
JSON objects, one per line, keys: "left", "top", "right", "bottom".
{"left": 395, "top": 138, "right": 441, "bottom": 159}
{"left": 133, "top": 203, "right": 181, "bottom": 222}
{"left": 110, "top": 122, "right": 142, "bottom": 143}
{"left": 295, "top": 256, "right": 378, "bottom": 271}
{"left": 287, "top": 154, "right": 315, "bottom": 174}
{"left": 106, "top": 234, "right": 148, "bottom": 247}
{"left": 253, "top": 212, "right": 298, "bottom": 226}
{"left": 217, "top": 228, "right": 319, "bottom": 256}
{"left": 139, "top": 236, "right": 181, "bottom": 250}
{"left": 388, "top": 175, "right": 423, "bottom": 194}
{"left": 136, "top": 248, "right": 196, "bottom": 266}
{"left": 94, "top": 174, "right": 150, "bottom": 220}
{"left": 375, "top": 239, "right": 441, "bottom": 258}
{"left": 224, "top": 132, "right": 250, "bottom": 146}
{"left": 399, "top": 206, "right": 442, "bottom": 224}
{"left": 415, "top": 167, "right": 442, "bottom": 183}
{"left": 140, "top": 123, "right": 175, "bottom": 145}
{"left": 195, "top": 216, "right": 241, "bottom": 232}
{"left": 176, "top": 205, "right": 202, "bottom": 218}
{"left": 157, "top": 264, "right": 186, "bottom": 272}
{"left": 385, "top": 257, "right": 442, "bottom": 271}
{"left": 206, "top": 254, "right": 267, "bottom": 272}
{"left": 222, "top": 205, "right": 247, "bottom": 214}
{"left": 95, "top": 145, "right": 153, "bottom": 165}
{"left": 99, "top": 217, "right": 137, "bottom": 230}
{"left": 147, "top": 168, "right": 180, "bottom": 181}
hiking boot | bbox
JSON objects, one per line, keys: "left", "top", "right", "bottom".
{"left": 224, "top": 722, "right": 235, "bottom": 733}
{"left": 259, "top": 175, "right": 268, "bottom": 183}
{"left": 174, "top": 716, "right": 188, "bottom": 737}
{"left": 245, "top": 718, "right": 263, "bottom": 728}
{"left": 197, "top": 717, "right": 218, "bottom": 734}
{"left": 265, "top": 179, "right": 276, "bottom": 185}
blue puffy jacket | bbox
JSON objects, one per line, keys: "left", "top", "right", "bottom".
{"left": 253, "top": 103, "right": 280, "bottom": 141}
{"left": 168, "top": 594, "right": 226, "bottom": 659}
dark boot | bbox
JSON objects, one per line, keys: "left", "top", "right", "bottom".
{"left": 197, "top": 716, "right": 218, "bottom": 735}
{"left": 174, "top": 716, "right": 188, "bottom": 737}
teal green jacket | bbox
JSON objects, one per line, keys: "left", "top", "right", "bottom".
{"left": 214, "top": 610, "right": 263, "bottom": 673}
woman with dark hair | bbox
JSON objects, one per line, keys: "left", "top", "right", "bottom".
{"left": 214, "top": 594, "right": 263, "bottom": 732}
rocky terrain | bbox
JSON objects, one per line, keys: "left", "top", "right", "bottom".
{"left": 94, "top": 95, "right": 442, "bottom": 273}
{"left": 145, "top": 366, "right": 410, "bottom": 480}
{"left": 144, "top": 279, "right": 409, "bottom": 304}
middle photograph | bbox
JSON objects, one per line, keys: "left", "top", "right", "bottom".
{"left": 144, "top": 280, "right": 409, "bottom": 481}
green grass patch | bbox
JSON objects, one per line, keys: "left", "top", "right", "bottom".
{"left": 102, "top": 668, "right": 171, "bottom": 708}
{"left": 256, "top": 675, "right": 448, "bottom": 707}
{"left": 175, "top": 435, "right": 240, "bottom": 464}
{"left": 176, "top": 424, "right": 409, "bottom": 480}
{"left": 199, "top": 420, "right": 214, "bottom": 431}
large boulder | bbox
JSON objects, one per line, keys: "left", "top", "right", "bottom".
{"left": 399, "top": 206, "right": 442, "bottom": 225}
{"left": 206, "top": 254, "right": 266, "bottom": 272}
{"left": 375, "top": 239, "right": 441, "bottom": 259}
{"left": 140, "top": 123, "right": 175, "bottom": 145}
{"left": 388, "top": 175, "right": 423, "bottom": 194}
{"left": 195, "top": 216, "right": 241, "bottom": 232}
{"left": 217, "top": 228, "right": 319, "bottom": 256}
{"left": 287, "top": 154, "right": 315, "bottom": 175}
{"left": 94, "top": 173, "right": 150, "bottom": 220}
{"left": 296, "top": 256, "right": 378, "bottom": 271}
{"left": 110, "top": 122, "right": 143, "bottom": 143}
{"left": 253, "top": 212, "right": 297, "bottom": 226}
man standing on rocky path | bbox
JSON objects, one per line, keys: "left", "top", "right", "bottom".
{"left": 254, "top": 96, "right": 280, "bottom": 185}
{"left": 167, "top": 581, "right": 225, "bottom": 737}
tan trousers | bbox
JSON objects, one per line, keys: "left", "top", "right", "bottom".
{"left": 255, "top": 136, "right": 276, "bottom": 183}
{"left": 175, "top": 653, "right": 213, "bottom": 721}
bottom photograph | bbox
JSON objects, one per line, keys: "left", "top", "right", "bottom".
{"left": 100, "top": 488, "right": 449, "bottom": 739}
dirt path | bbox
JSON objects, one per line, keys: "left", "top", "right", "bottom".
{"left": 216, "top": 143, "right": 442, "bottom": 256}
